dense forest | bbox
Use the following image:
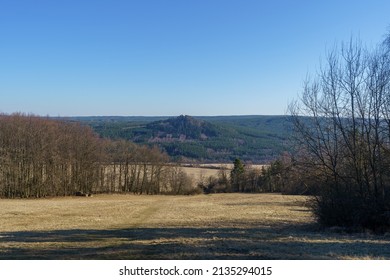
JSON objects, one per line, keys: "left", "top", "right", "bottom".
{"left": 70, "top": 115, "right": 290, "bottom": 163}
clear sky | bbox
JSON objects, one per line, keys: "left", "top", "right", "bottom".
{"left": 1, "top": 0, "right": 389, "bottom": 116}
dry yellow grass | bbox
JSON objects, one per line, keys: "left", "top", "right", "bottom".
{"left": 180, "top": 164, "right": 265, "bottom": 181}
{"left": 180, "top": 166, "right": 222, "bottom": 180}
{"left": 0, "top": 193, "right": 389, "bottom": 259}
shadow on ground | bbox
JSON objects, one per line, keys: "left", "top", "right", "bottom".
{"left": 1, "top": 224, "right": 390, "bottom": 260}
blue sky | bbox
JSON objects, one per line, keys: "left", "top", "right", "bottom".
{"left": 1, "top": 0, "right": 389, "bottom": 116}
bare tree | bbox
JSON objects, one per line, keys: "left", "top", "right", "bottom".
{"left": 289, "top": 34, "right": 390, "bottom": 230}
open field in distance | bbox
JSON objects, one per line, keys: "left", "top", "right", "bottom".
{"left": 1, "top": 193, "right": 389, "bottom": 260}
{"left": 181, "top": 164, "right": 266, "bottom": 181}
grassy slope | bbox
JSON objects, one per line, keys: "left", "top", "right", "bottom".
{"left": 1, "top": 193, "right": 389, "bottom": 260}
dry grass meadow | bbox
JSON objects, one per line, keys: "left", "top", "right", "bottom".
{"left": 181, "top": 164, "right": 265, "bottom": 182}
{"left": 1, "top": 193, "right": 390, "bottom": 260}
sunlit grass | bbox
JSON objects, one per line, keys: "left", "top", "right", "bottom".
{"left": 0, "top": 193, "right": 389, "bottom": 259}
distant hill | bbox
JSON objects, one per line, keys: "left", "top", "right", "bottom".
{"left": 70, "top": 115, "right": 292, "bottom": 163}
{"left": 146, "top": 115, "right": 219, "bottom": 141}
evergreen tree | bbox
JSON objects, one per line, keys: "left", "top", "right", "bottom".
{"left": 231, "top": 158, "right": 245, "bottom": 192}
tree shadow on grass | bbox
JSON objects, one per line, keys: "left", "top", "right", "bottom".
{"left": 1, "top": 224, "right": 390, "bottom": 260}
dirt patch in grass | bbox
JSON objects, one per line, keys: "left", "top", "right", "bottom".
{"left": 0, "top": 193, "right": 389, "bottom": 259}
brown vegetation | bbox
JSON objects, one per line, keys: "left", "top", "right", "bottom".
{"left": 0, "top": 113, "right": 102, "bottom": 198}
{"left": 0, "top": 113, "right": 197, "bottom": 198}
{"left": 1, "top": 193, "right": 389, "bottom": 259}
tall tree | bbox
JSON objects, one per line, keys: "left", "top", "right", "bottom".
{"left": 289, "top": 34, "right": 390, "bottom": 230}
{"left": 231, "top": 158, "right": 245, "bottom": 192}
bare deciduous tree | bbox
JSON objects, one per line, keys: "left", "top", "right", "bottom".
{"left": 289, "top": 34, "right": 390, "bottom": 230}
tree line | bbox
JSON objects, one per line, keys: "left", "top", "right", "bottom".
{"left": 0, "top": 113, "right": 195, "bottom": 198}
{"left": 198, "top": 158, "right": 286, "bottom": 194}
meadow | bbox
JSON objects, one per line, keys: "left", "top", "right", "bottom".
{"left": 1, "top": 193, "right": 389, "bottom": 259}
{"left": 180, "top": 163, "right": 265, "bottom": 181}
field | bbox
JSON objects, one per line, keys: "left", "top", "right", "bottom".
{"left": 181, "top": 164, "right": 265, "bottom": 181}
{"left": 1, "top": 193, "right": 390, "bottom": 259}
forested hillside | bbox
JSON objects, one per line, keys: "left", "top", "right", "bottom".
{"left": 73, "top": 115, "right": 291, "bottom": 163}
